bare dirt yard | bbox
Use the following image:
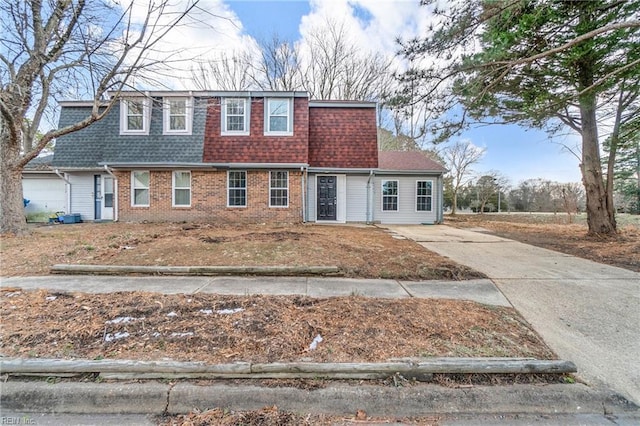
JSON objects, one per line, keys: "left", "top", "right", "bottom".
{"left": 0, "top": 222, "right": 481, "bottom": 279}
{"left": 0, "top": 221, "right": 570, "bottom": 426}
{"left": 0, "top": 222, "right": 554, "bottom": 365}
{"left": 446, "top": 213, "right": 640, "bottom": 272}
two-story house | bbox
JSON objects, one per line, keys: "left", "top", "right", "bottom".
{"left": 50, "top": 91, "right": 445, "bottom": 224}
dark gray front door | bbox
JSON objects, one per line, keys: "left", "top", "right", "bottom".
{"left": 317, "top": 176, "right": 337, "bottom": 221}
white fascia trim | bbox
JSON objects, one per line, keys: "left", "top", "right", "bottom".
{"left": 375, "top": 169, "right": 445, "bottom": 175}
{"left": 220, "top": 163, "right": 308, "bottom": 169}
{"left": 99, "top": 162, "right": 213, "bottom": 169}
{"left": 58, "top": 101, "right": 110, "bottom": 107}
{"left": 308, "top": 167, "right": 377, "bottom": 174}
{"left": 101, "top": 162, "right": 309, "bottom": 169}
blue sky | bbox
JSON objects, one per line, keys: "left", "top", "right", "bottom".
{"left": 222, "top": 0, "right": 583, "bottom": 185}
{"left": 138, "top": 0, "right": 584, "bottom": 185}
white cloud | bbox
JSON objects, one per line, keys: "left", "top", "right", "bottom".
{"left": 118, "top": 0, "right": 259, "bottom": 90}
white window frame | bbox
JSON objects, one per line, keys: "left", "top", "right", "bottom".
{"left": 120, "top": 98, "right": 150, "bottom": 135}
{"left": 415, "top": 180, "right": 433, "bottom": 212}
{"left": 269, "top": 171, "right": 289, "bottom": 207}
{"left": 227, "top": 170, "right": 247, "bottom": 207}
{"left": 381, "top": 180, "right": 399, "bottom": 212}
{"left": 163, "top": 97, "right": 193, "bottom": 135}
{"left": 221, "top": 98, "right": 250, "bottom": 135}
{"left": 172, "top": 171, "right": 191, "bottom": 207}
{"left": 264, "top": 98, "right": 293, "bottom": 136}
{"left": 131, "top": 171, "right": 150, "bottom": 207}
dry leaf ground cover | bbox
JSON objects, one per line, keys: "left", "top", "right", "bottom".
{"left": 447, "top": 213, "right": 640, "bottom": 272}
{"left": 0, "top": 222, "right": 482, "bottom": 280}
{"left": 0, "top": 289, "right": 554, "bottom": 363}
{"left": 0, "top": 222, "right": 554, "bottom": 386}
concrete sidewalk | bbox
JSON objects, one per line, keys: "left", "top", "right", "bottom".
{"left": 0, "top": 275, "right": 511, "bottom": 306}
{"left": 386, "top": 224, "right": 640, "bottom": 405}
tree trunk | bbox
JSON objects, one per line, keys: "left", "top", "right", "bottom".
{"left": 580, "top": 98, "right": 616, "bottom": 235}
{"left": 0, "top": 157, "right": 28, "bottom": 235}
{"left": 451, "top": 191, "right": 458, "bottom": 215}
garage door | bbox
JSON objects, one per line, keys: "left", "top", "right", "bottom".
{"left": 22, "top": 175, "right": 66, "bottom": 220}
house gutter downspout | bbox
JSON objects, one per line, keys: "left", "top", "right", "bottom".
{"left": 437, "top": 174, "right": 444, "bottom": 224}
{"left": 366, "top": 170, "right": 374, "bottom": 224}
{"left": 301, "top": 166, "right": 307, "bottom": 223}
{"left": 55, "top": 169, "right": 72, "bottom": 215}
{"left": 103, "top": 165, "right": 118, "bottom": 222}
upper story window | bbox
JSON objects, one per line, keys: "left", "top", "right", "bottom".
{"left": 222, "top": 98, "right": 249, "bottom": 135}
{"left": 416, "top": 180, "right": 433, "bottom": 212}
{"left": 120, "top": 98, "right": 150, "bottom": 135}
{"left": 382, "top": 180, "right": 399, "bottom": 211}
{"left": 265, "top": 98, "right": 293, "bottom": 135}
{"left": 163, "top": 97, "right": 192, "bottom": 134}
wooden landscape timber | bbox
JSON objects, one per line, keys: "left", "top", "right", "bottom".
{"left": 0, "top": 357, "right": 577, "bottom": 381}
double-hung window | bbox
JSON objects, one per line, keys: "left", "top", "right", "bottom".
{"left": 269, "top": 171, "right": 288, "bottom": 207}
{"left": 120, "top": 98, "right": 150, "bottom": 135}
{"left": 132, "top": 171, "right": 150, "bottom": 207}
{"left": 163, "top": 97, "right": 192, "bottom": 134}
{"left": 228, "top": 171, "right": 247, "bottom": 207}
{"left": 265, "top": 98, "right": 293, "bottom": 135}
{"left": 416, "top": 181, "right": 433, "bottom": 211}
{"left": 173, "top": 171, "right": 191, "bottom": 207}
{"left": 382, "top": 180, "right": 399, "bottom": 211}
{"left": 222, "top": 98, "right": 249, "bottom": 135}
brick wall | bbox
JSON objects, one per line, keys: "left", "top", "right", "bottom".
{"left": 309, "top": 107, "right": 378, "bottom": 168}
{"left": 203, "top": 97, "right": 309, "bottom": 163}
{"left": 116, "top": 170, "right": 303, "bottom": 223}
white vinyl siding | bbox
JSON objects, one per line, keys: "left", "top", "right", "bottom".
{"left": 374, "top": 176, "right": 438, "bottom": 224}
{"left": 345, "top": 175, "right": 368, "bottom": 222}
{"left": 67, "top": 173, "right": 95, "bottom": 221}
{"left": 22, "top": 174, "right": 66, "bottom": 217}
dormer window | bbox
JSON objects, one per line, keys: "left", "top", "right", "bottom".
{"left": 222, "top": 98, "right": 249, "bottom": 135}
{"left": 120, "top": 98, "right": 150, "bottom": 135}
{"left": 163, "top": 97, "right": 192, "bottom": 135}
{"left": 265, "top": 98, "right": 293, "bottom": 135}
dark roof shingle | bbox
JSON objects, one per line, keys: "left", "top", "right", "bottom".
{"left": 378, "top": 151, "right": 446, "bottom": 172}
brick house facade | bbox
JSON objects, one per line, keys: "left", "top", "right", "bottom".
{"left": 51, "top": 90, "right": 446, "bottom": 225}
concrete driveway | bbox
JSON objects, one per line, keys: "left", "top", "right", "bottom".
{"left": 385, "top": 224, "right": 640, "bottom": 405}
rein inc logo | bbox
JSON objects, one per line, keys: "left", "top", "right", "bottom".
{"left": 1, "top": 417, "right": 35, "bottom": 425}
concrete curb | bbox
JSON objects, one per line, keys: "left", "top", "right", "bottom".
{"left": 50, "top": 264, "right": 342, "bottom": 276}
{"left": 2, "top": 381, "right": 638, "bottom": 417}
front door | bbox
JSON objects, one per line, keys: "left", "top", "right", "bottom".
{"left": 317, "top": 176, "right": 337, "bottom": 221}
{"left": 94, "top": 175, "right": 114, "bottom": 220}
{"left": 103, "top": 176, "right": 114, "bottom": 220}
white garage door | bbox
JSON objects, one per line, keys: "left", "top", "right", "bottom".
{"left": 22, "top": 175, "right": 66, "bottom": 219}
